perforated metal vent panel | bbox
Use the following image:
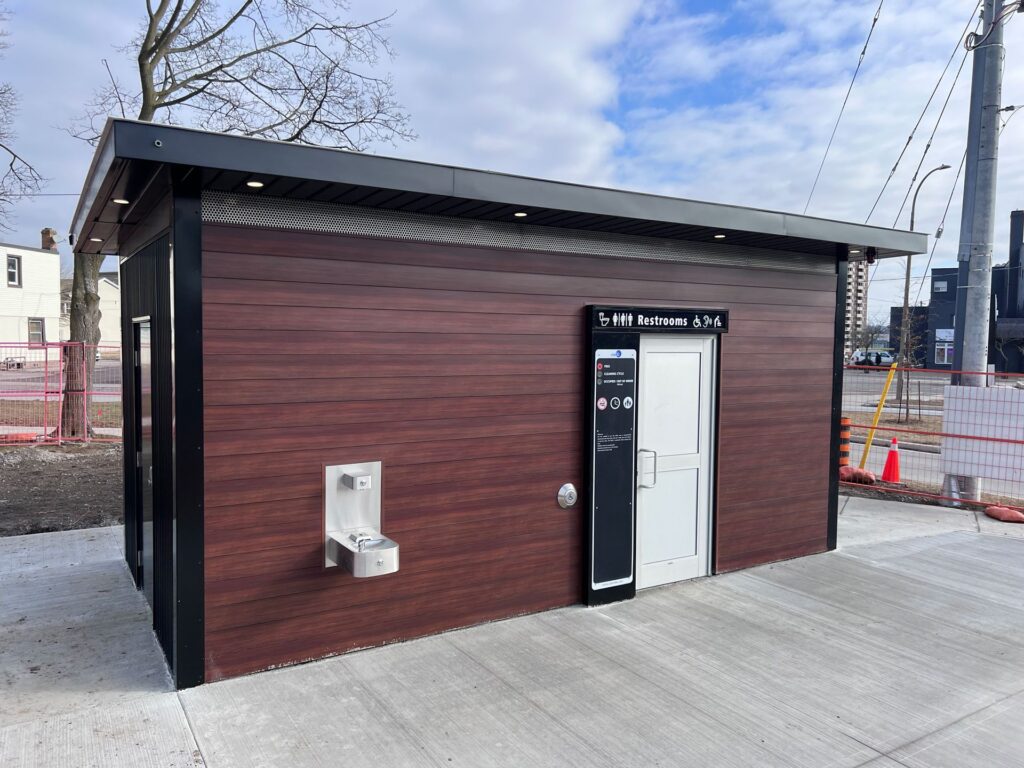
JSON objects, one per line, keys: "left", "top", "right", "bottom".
{"left": 202, "top": 191, "right": 834, "bottom": 275}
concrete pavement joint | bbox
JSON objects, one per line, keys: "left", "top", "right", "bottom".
{"left": 335, "top": 657, "right": 447, "bottom": 768}
{"left": 538, "top": 606, "right": 875, "bottom": 768}
{"left": 441, "top": 635, "right": 619, "bottom": 767}
{"left": 862, "top": 686, "right": 1024, "bottom": 766}
{"left": 175, "top": 691, "right": 208, "bottom": 767}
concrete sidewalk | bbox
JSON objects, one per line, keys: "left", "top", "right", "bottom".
{"left": 3, "top": 497, "right": 1024, "bottom": 767}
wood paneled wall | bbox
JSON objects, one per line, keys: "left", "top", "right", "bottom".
{"left": 202, "top": 223, "right": 837, "bottom": 680}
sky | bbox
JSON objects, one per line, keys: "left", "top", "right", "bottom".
{"left": 2, "top": 0, "right": 1023, "bottom": 321}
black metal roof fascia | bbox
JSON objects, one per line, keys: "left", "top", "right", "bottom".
{"left": 113, "top": 119, "right": 456, "bottom": 197}
{"left": 70, "top": 123, "right": 118, "bottom": 244}
{"left": 74, "top": 119, "right": 928, "bottom": 258}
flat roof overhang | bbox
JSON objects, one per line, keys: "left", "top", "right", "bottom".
{"left": 71, "top": 119, "right": 928, "bottom": 261}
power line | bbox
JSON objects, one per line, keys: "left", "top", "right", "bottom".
{"left": 865, "top": 9, "right": 979, "bottom": 297}
{"left": 803, "top": 0, "right": 885, "bottom": 215}
{"left": 864, "top": 3, "right": 980, "bottom": 224}
{"left": 964, "top": 0, "right": 1023, "bottom": 48}
{"left": 866, "top": 145, "right": 964, "bottom": 303}
{"left": 890, "top": 47, "right": 971, "bottom": 228}
{"left": 1, "top": 193, "right": 80, "bottom": 197}
{"left": 867, "top": 262, "right": 1015, "bottom": 285}
{"left": 904, "top": 102, "right": 1019, "bottom": 307}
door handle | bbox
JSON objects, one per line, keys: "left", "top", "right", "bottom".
{"left": 637, "top": 449, "right": 658, "bottom": 488}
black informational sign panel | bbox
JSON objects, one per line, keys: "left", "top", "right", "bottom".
{"left": 584, "top": 305, "right": 728, "bottom": 607}
{"left": 591, "top": 349, "right": 637, "bottom": 590}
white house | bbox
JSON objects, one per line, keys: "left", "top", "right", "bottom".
{"left": 97, "top": 271, "right": 121, "bottom": 352}
{"left": 1, "top": 229, "right": 61, "bottom": 345}
{"left": 59, "top": 271, "right": 122, "bottom": 352}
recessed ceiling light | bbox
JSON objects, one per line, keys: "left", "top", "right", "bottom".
{"left": 246, "top": 180, "right": 265, "bottom": 189}
{"left": 89, "top": 237, "right": 103, "bottom": 243}
{"left": 713, "top": 234, "right": 726, "bottom": 239}
{"left": 112, "top": 198, "right": 129, "bottom": 205}
{"left": 513, "top": 211, "right": 527, "bottom": 218}
{"left": 850, "top": 249, "right": 861, "bottom": 254}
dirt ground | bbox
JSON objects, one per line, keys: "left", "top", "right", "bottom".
{"left": 0, "top": 444, "right": 122, "bottom": 536}
{"left": 841, "top": 480, "right": 1021, "bottom": 512}
{"left": 846, "top": 413, "right": 944, "bottom": 446}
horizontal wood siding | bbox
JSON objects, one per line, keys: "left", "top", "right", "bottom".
{"left": 202, "top": 223, "right": 837, "bottom": 680}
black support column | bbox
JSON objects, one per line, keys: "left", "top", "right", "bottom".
{"left": 827, "top": 246, "right": 849, "bottom": 550}
{"left": 171, "top": 168, "right": 205, "bottom": 688}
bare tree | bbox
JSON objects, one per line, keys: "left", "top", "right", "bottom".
{"left": 71, "top": 0, "right": 411, "bottom": 148}
{"left": 851, "top": 318, "right": 889, "bottom": 356}
{"left": 64, "top": 0, "right": 411, "bottom": 435}
{"left": 0, "top": 4, "right": 43, "bottom": 229}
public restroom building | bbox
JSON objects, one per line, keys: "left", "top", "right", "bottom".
{"left": 70, "top": 120, "right": 927, "bottom": 688}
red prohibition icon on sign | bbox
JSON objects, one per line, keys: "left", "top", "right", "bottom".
{"left": 597, "top": 362, "right": 603, "bottom": 370}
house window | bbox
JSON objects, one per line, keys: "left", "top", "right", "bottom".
{"left": 935, "top": 342, "right": 954, "bottom": 365}
{"left": 28, "top": 318, "right": 45, "bottom": 346}
{"left": 7, "top": 255, "right": 21, "bottom": 287}
{"left": 934, "top": 280, "right": 948, "bottom": 293}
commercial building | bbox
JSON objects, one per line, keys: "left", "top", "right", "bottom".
{"left": 899, "top": 211, "right": 1024, "bottom": 373}
{"left": 993, "top": 209, "right": 1024, "bottom": 372}
{"left": 70, "top": 120, "right": 926, "bottom": 688}
{"left": 887, "top": 305, "right": 928, "bottom": 366}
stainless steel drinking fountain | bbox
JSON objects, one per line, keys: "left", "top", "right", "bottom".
{"left": 324, "top": 461, "right": 399, "bottom": 577}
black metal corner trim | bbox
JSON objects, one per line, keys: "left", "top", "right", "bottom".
{"left": 827, "top": 247, "right": 849, "bottom": 551}
{"left": 710, "top": 334, "right": 723, "bottom": 573}
{"left": 171, "top": 169, "right": 205, "bottom": 688}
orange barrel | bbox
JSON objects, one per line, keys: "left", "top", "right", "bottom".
{"left": 839, "top": 417, "right": 851, "bottom": 467}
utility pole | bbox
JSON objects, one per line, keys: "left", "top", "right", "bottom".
{"left": 948, "top": 0, "right": 1006, "bottom": 501}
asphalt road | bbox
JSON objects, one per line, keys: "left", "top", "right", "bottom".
{"left": 0, "top": 360, "right": 120, "bottom": 402}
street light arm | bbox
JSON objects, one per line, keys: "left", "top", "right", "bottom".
{"left": 910, "top": 164, "right": 953, "bottom": 231}
{"left": 898, "top": 162, "right": 952, "bottom": 420}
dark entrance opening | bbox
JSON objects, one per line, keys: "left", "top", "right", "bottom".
{"left": 122, "top": 234, "right": 175, "bottom": 669}
{"left": 133, "top": 319, "right": 154, "bottom": 608}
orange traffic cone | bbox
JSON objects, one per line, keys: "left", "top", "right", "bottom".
{"left": 881, "top": 437, "right": 900, "bottom": 483}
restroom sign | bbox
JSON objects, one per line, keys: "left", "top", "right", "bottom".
{"left": 591, "top": 306, "right": 728, "bottom": 333}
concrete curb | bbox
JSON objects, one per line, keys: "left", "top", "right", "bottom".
{"left": 849, "top": 434, "right": 940, "bottom": 455}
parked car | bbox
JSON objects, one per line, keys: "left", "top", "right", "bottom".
{"left": 850, "top": 349, "right": 895, "bottom": 366}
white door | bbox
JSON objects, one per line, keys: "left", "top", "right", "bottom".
{"left": 636, "top": 335, "right": 715, "bottom": 588}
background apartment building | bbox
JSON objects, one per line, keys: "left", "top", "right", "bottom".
{"left": 844, "top": 260, "right": 869, "bottom": 360}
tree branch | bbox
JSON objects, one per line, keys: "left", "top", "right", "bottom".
{"left": 102, "top": 59, "right": 127, "bottom": 118}
{"left": 70, "top": 0, "right": 412, "bottom": 150}
{"left": 164, "top": 0, "right": 254, "bottom": 57}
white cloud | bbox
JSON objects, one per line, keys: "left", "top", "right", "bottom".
{"left": 612, "top": 0, "right": 1024, "bottom": 319}
{"left": 351, "top": 0, "right": 640, "bottom": 184}
{"left": 3, "top": 0, "right": 1023, "bottom": 329}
